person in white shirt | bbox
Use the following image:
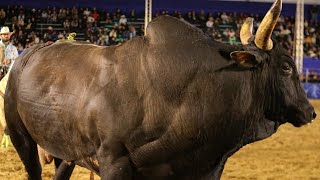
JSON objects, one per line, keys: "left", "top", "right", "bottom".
{"left": 119, "top": 15, "right": 127, "bottom": 25}
{"left": 0, "top": 26, "right": 18, "bottom": 68}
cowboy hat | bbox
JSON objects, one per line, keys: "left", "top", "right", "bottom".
{"left": 0, "top": 26, "right": 14, "bottom": 35}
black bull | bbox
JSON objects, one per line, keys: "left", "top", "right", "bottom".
{"left": 5, "top": 15, "right": 316, "bottom": 179}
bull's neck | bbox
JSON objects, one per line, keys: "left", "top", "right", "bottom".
{"left": 241, "top": 69, "right": 280, "bottom": 144}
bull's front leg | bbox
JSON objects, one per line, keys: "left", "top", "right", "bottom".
{"left": 208, "top": 146, "right": 241, "bottom": 180}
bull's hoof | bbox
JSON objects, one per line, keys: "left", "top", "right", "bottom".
{"left": 0, "top": 134, "right": 12, "bottom": 148}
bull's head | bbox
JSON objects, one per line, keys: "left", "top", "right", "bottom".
{"left": 230, "top": 0, "right": 316, "bottom": 127}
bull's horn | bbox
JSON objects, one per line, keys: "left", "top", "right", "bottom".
{"left": 254, "top": 0, "right": 282, "bottom": 50}
{"left": 240, "top": 17, "right": 254, "bottom": 45}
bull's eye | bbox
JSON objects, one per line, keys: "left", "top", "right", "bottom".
{"left": 281, "top": 63, "right": 292, "bottom": 74}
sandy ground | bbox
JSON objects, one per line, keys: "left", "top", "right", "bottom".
{"left": 0, "top": 100, "right": 319, "bottom": 180}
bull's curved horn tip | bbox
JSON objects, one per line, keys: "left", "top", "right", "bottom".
{"left": 240, "top": 17, "right": 254, "bottom": 45}
{"left": 254, "top": 0, "right": 282, "bottom": 50}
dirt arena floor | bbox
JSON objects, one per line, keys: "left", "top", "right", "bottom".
{"left": 0, "top": 100, "right": 319, "bottom": 180}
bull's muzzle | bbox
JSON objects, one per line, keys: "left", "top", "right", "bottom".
{"left": 286, "top": 105, "right": 316, "bottom": 127}
{"left": 296, "top": 106, "right": 317, "bottom": 127}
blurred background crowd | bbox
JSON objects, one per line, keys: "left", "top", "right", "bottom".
{"left": 0, "top": 5, "right": 320, "bottom": 59}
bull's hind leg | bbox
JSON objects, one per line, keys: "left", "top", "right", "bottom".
{"left": 5, "top": 109, "right": 42, "bottom": 180}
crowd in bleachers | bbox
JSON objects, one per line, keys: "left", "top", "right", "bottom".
{"left": 0, "top": 6, "right": 144, "bottom": 49}
{"left": 0, "top": 5, "right": 320, "bottom": 59}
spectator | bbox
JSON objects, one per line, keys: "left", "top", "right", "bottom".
{"left": 91, "top": 10, "right": 99, "bottom": 21}
{"left": 70, "top": 19, "right": 78, "bottom": 32}
{"left": 114, "top": 8, "right": 122, "bottom": 20}
{"left": 101, "top": 31, "right": 109, "bottom": 45}
{"left": 119, "top": 15, "right": 127, "bottom": 25}
{"left": 228, "top": 29, "right": 236, "bottom": 45}
{"left": 206, "top": 16, "right": 214, "bottom": 28}
{"left": 50, "top": 9, "right": 58, "bottom": 23}
{"left": 17, "top": 42, "right": 23, "bottom": 51}
{"left": 221, "top": 12, "right": 229, "bottom": 24}
{"left": 83, "top": 8, "right": 90, "bottom": 17}
{"left": 105, "top": 12, "right": 113, "bottom": 25}
{"left": 129, "top": 25, "right": 136, "bottom": 39}
{"left": 0, "top": 9, "right": 6, "bottom": 26}
{"left": 57, "top": 32, "right": 64, "bottom": 40}
{"left": 130, "top": 9, "right": 136, "bottom": 20}
{"left": 87, "top": 15, "right": 95, "bottom": 28}
{"left": 63, "top": 19, "right": 71, "bottom": 30}
{"left": 58, "top": 8, "right": 66, "bottom": 22}
{"left": 0, "top": 26, "right": 18, "bottom": 67}
{"left": 109, "top": 27, "right": 117, "bottom": 39}
{"left": 198, "top": 10, "right": 206, "bottom": 23}
{"left": 310, "top": 5, "right": 318, "bottom": 23}
{"left": 41, "top": 10, "right": 48, "bottom": 23}
{"left": 71, "top": 6, "right": 78, "bottom": 20}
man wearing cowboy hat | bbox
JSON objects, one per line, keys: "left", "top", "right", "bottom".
{"left": 0, "top": 26, "right": 18, "bottom": 68}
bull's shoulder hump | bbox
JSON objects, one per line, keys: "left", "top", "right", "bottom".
{"left": 146, "top": 15, "right": 207, "bottom": 44}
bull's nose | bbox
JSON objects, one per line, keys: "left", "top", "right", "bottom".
{"left": 313, "top": 112, "right": 317, "bottom": 119}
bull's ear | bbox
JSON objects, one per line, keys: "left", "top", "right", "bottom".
{"left": 230, "top": 51, "right": 259, "bottom": 68}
